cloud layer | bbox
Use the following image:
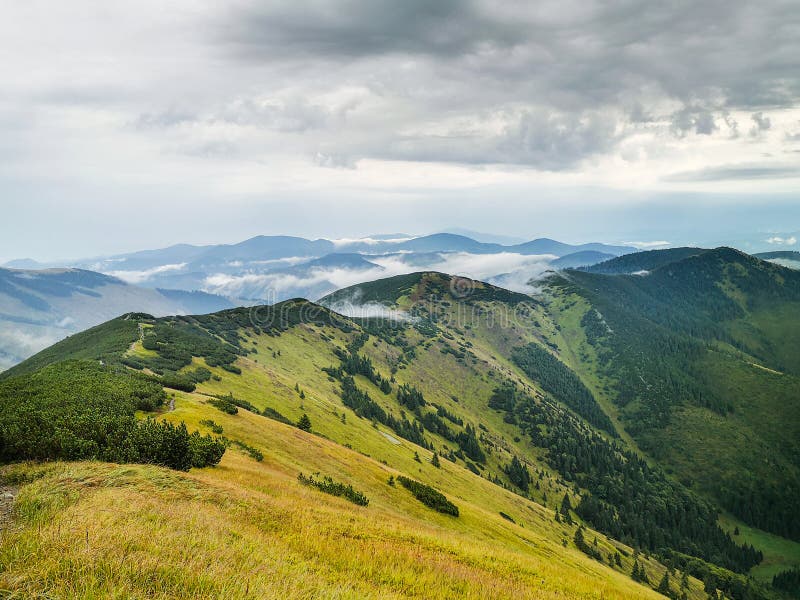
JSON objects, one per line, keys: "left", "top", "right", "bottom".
{"left": 1, "top": 1, "right": 799, "bottom": 260}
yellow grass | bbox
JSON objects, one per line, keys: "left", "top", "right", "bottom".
{"left": 0, "top": 317, "right": 709, "bottom": 598}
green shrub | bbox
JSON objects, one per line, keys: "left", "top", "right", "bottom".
{"left": 298, "top": 473, "right": 369, "bottom": 506}
{"left": 396, "top": 475, "right": 458, "bottom": 516}
{"left": 230, "top": 439, "right": 263, "bottom": 462}
{"left": 160, "top": 372, "right": 196, "bottom": 392}
{"left": 0, "top": 361, "right": 224, "bottom": 471}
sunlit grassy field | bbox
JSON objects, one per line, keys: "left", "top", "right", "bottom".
{"left": 0, "top": 317, "right": 710, "bottom": 598}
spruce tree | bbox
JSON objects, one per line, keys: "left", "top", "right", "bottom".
{"left": 657, "top": 571, "right": 671, "bottom": 595}
{"left": 297, "top": 413, "right": 312, "bottom": 431}
{"left": 574, "top": 527, "right": 585, "bottom": 550}
{"left": 431, "top": 452, "right": 441, "bottom": 468}
{"left": 560, "top": 493, "right": 572, "bottom": 515}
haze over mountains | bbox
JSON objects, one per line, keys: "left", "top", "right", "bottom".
{"left": 0, "top": 267, "right": 232, "bottom": 370}
{"left": 7, "top": 233, "right": 635, "bottom": 296}
{"left": 0, "top": 232, "right": 640, "bottom": 369}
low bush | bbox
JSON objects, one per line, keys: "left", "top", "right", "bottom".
{"left": 0, "top": 360, "right": 225, "bottom": 471}
{"left": 298, "top": 473, "right": 369, "bottom": 506}
{"left": 396, "top": 476, "right": 458, "bottom": 516}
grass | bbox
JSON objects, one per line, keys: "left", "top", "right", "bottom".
{"left": 546, "top": 287, "right": 800, "bottom": 584}
{"left": 0, "top": 315, "right": 710, "bottom": 598}
{"left": 0, "top": 449, "right": 692, "bottom": 599}
{"left": 0, "top": 283, "right": 766, "bottom": 598}
{"left": 720, "top": 514, "right": 800, "bottom": 583}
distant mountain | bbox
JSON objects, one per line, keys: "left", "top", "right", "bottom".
{"left": 550, "top": 251, "right": 615, "bottom": 269}
{"left": 303, "top": 253, "right": 382, "bottom": 270}
{"left": 1, "top": 258, "right": 44, "bottom": 269}
{"left": 755, "top": 250, "right": 800, "bottom": 270}
{"left": 395, "top": 233, "right": 504, "bottom": 254}
{"left": 4, "top": 234, "right": 638, "bottom": 304}
{"left": 438, "top": 228, "right": 527, "bottom": 245}
{"left": 0, "top": 267, "right": 232, "bottom": 370}
{"left": 509, "top": 238, "right": 635, "bottom": 257}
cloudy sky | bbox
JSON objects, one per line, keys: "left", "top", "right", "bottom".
{"left": 2, "top": 0, "right": 799, "bottom": 262}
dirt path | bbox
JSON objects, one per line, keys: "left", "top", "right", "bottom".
{"left": 0, "top": 484, "right": 17, "bottom": 535}
{"left": 126, "top": 322, "right": 146, "bottom": 354}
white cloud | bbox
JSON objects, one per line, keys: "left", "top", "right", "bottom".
{"left": 766, "top": 236, "right": 797, "bottom": 245}
{"left": 624, "top": 241, "right": 671, "bottom": 249}
{"left": 201, "top": 251, "right": 557, "bottom": 300}
{"left": 106, "top": 262, "right": 187, "bottom": 284}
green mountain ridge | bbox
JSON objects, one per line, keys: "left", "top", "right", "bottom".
{"left": 1, "top": 260, "right": 798, "bottom": 598}
{"left": 547, "top": 248, "right": 800, "bottom": 544}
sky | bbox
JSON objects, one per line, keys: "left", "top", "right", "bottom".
{"left": 2, "top": 0, "right": 800, "bottom": 262}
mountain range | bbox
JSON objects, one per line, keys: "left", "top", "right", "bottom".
{"left": 4, "top": 233, "right": 635, "bottom": 300}
{"left": 1, "top": 246, "right": 798, "bottom": 598}
{"left": 0, "top": 267, "right": 232, "bottom": 370}
{"left": 0, "top": 234, "right": 636, "bottom": 370}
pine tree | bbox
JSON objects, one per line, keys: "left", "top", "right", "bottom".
{"left": 297, "top": 413, "right": 312, "bottom": 432}
{"left": 574, "top": 527, "right": 585, "bottom": 549}
{"left": 657, "top": 571, "right": 671, "bottom": 595}
{"left": 414, "top": 451, "right": 421, "bottom": 463}
{"left": 431, "top": 452, "right": 441, "bottom": 468}
{"left": 505, "top": 455, "right": 531, "bottom": 491}
{"left": 294, "top": 383, "right": 300, "bottom": 393}
{"left": 560, "top": 493, "right": 572, "bottom": 515}
{"left": 299, "top": 390, "right": 305, "bottom": 399}
{"left": 632, "top": 560, "right": 641, "bottom": 582}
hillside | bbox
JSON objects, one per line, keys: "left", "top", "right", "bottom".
{"left": 551, "top": 251, "right": 616, "bottom": 269}
{"left": 0, "top": 273, "right": 771, "bottom": 598}
{"left": 546, "top": 248, "right": 800, "bottom": 552}
{"left": 0, "top": 267, "right": 233, "bottom": 371}
{"left": 581, "top": 247, "right": 709, "bottom": 274}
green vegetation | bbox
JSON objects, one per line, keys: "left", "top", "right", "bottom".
{"left": 0, "top": 361, "right": 224, "bottom": 470}
{"left": 2, "top": 263, "right": 798, "bottom": 598}
{"left": 550, "top": 248, "right": 800, "bottom": 542}
{"left": 0, "top": 315, "right": 140, "bottom": 378}
{"left": 772, "top": 567, "right": 800, "bottom": 597}
{"left": 230, "top": 439, "right": 263, "bottom": 462}
{"left": 298, "top": 473, "right": 369, "bottom": 506}
{"left": 396, "top": 476, "right": 459, "bottom": 516}
{"left": 486, "top": 381, "right": 761, "bottom": 573}
{"left": 511, "top": 342, "right": 615, "bottom": 434}
{"left": 297, "top": 413, "right": 312, "bottom": 431}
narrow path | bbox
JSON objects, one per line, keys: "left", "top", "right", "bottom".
{"left": 126, "top": 322, "right": 146, "bottom": 354}
{"left": 0, "top": 484, "right": 17, "bottom": 535}
{"left": 169, "top": 396, "right": 176, "bottom": 411}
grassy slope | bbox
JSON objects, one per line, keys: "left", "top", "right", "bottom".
{"left": 0, "top": 297, "right": 708, "bottom": 598}
{"left": 546, "top": 285, "right": 800, "bottom": 582}
{"left": 0, "top": 404, "right": 694, "bottom": 599}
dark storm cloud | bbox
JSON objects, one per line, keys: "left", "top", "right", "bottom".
{"left": 221, "top": 0, "right": 800, "bottom": 108}
{"left": 221, "top": 0, "right": 524, "bottom": 59}
{"left": 212, "top": 0, "right": 800, "bottom": 168}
